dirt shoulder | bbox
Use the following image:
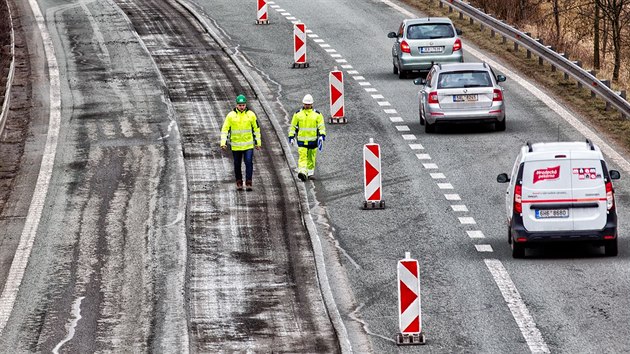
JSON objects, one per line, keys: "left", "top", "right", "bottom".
{"left": 402, "top": 0, "right": 630, "bottom": 158}
{"left": 0, "top": 0, "right": 11, "bottom": 106}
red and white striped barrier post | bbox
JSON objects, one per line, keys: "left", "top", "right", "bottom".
{"left": 363, "top": 138, "right": 384, "bottom": 209}
{"left": 329, "top": 67, "right": 346, "bottom": 124}
{"left": 396, "top": 252, "right": 426, "bottom": 345}
{"left": 255, "top": 0, "right": 269, "bottom": 24}
{"left": 292, "top": 23, "right": 309, "bottom": 68}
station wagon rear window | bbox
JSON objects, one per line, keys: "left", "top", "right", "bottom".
{"left": 407, "top": 24, "right": 454, "bottom": 40}
{"left": 437, "top": 71, "right": 492, "bottom": 89}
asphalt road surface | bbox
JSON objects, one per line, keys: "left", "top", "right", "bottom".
{"left": 0, "top": 0, "right": 629, "bottom": 352}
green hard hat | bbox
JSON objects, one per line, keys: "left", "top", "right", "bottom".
{"left": 236, "top": 94, "right": 247, "bottom": 104}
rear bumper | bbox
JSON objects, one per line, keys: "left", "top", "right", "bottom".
{"left": 510, "top": 212, "right": 617, "bottom": 245}
{"left": 427, "top": 107, "right": 505, "bottom": 125}
{"left": 398, "top": 52, "right": 464, "bottom": 71}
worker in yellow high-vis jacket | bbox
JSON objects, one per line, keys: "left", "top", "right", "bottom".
{"left": 221, "top": 94, "right": 261, "bottom": 191}
{"left": 288, "top": 94, "right": 326, "bottom": 181}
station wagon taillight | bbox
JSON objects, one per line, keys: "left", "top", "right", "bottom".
{"left": 453, "top": 38, "right": 462, "bottom": 51}
{"left": 606, "top": 181, "right": 615, "bottom": 211}
{"left": 401, "top": 40, "right": 411, "bottom": 53}
{"left": 514, "top": 184, "right": 522, "bottom": 214}
{"left": 493, "top": 89, "right": 503, "bottom": 102}
{"left": 428, "top": 92, "right": 439, "bottom": 104}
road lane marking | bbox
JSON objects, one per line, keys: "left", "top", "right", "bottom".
{"left": 353, "top": 75, "right": 365, "bottom": 80}
{"left": 409, "top": 143, "right": 423, "bottom": 149}
{"left": 384, "top": 109, "right": 397, "bottom": 114}
{"left": 390, "top": 117, "right": 403, "bottom": 122}
{"left": 430, "top": 173, "right": 445, "bottom": 179}
{"left": 395, "top": 125, "right": 410, "bottom": 131}
{"left": 437, "top": 183, "right": 453, "bottom": 189}
{"left": 475, "top": 245, "right": 493, "bottom": 252}
{"left": 371, "top": 94, "right": 384, "bottom": 99}
{"left": 341, "top": 64, "right": 353, "bottom": 69}
{"left": 0, "top": 0, "right": 62, "bottom": 334}
{"left": 402, "top": 134, "right": 416, "bottom": 140}
{"left": 445, "top": 194, "right": 461, "bottom": 200}
{"left": 308, "top": 33, "right": 319, "bottom": 38}
{"left": 330, "top": 54, "right": 342, "bottom": 58}
{"left": 325, "top": 49, "right": 336, "bottom": 53}
{"left": 485, "top": 260, "right": 550, "bottom": 353}
{"left": 286, "top": 16, "right": 296, "bottom": 20}
{"left": 281, "top": 12, "right": 290, "bottom": 15}
{"left": 357, "top": 80, "right": 369, "bottom": 85}
{"left": 458, "top": 217, "right": 476, "bottom": 224}
{"left": 313, "top": 38, "right": 324, "bottom": 43}
{"left": 319, "top": 43, "right": 331, "bottom": 48}
{"left": 336, "top": 59, "right": 349, "bottom": 63}
{"left": 364, "top": 88, "right": 377, "bottom": 92}
{"left": 415, "top": 153, "right": 431, "bottom": 160}
{"left": 423, "top": 163, "right": 438, "bottom": 169}
{"left": 451, "top": 204, "right": 468, "bottom": 212}
{"left": 467, "top": 230, "right": 485, "bottom": 238}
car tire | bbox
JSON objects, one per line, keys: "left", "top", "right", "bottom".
{"left": 398, "top": 69, "right": 406, "bottom": 79}
{"left": 507, "top": 225, "right": 512, "bottom": 244}
{"left": 511, "top": 240, "right": 525, "bottom": 258}
{"left": 425, "top": 119, "right": 435, "bottom": 133}
{"left": 393, "top": 64, "right": 398, "bottom": 75}
{"left": 419, "top": 105, "right": 425, "bottom": 125}
{"left": 495, "top": 118, "right": 506, "bottom": 132}
{"left": 604, "top": 239, "right": 618, "bottom": 257}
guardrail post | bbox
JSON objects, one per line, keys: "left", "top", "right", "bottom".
{"left": 574, "top": 61, "right": 583, "bottom": 88}
{"left": 536, "top": 39, "right": 544, "bottom": 65}
{"left": 514, "top": 41, "right": 519, "bottom": 52}
{"left": 448, "top": 4, "right": 453, "bottom": 13}
{"left": 602, "top": 80, "right": 611, "bottom": 110}
{"left": 490, "top": 29, "right": 495, "bottom": 38}
{"left": 502, "top": 35, "right": 506, "bottom": 44}
{"left": 459, "top": 11, "right": 464, "bottom": 20}
{"left": 620, "top": 91, "right": 627, "bottom": 119}
{"left": 589, "top": 70, "right": 597, "bottom": 98}
{"left": 439, "top": 1, "right": 443, "bottom": 8}
{"left": 546, "top": 46, "right": 556, "bottom": 71}
{"left": 469, "top": 17, "right": 474, "bottom": 25}
{"left": 561, "top": 54, "right": 569, "bottom": 79}
{"left": 524, "top": 33, "right": 531, "bottom": 58}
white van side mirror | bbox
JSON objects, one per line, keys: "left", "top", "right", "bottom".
{"left": 497, "top": 173, "right": 510, "bottom": 183}
{"left": 610, "top": 170, "right": 621, "bottom": 180}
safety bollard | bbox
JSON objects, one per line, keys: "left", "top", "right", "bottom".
{"left": 255, "top": 0, "right": 269, "bottom": 24}
{"left": 292, "top": 23, "right": 309, "bottom": 68}
{"left": 395, "top": 252, "right": 425, "bottom": 345}
{"left": 363, "top": 138, "right": 384, "bottom": 209}
{"left": 329, "top": 67, "right": 346, "bottom": 124}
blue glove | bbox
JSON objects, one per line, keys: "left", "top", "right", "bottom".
{"left": 318, "top": 136, "right": 324, "bottom": 151}
{"left": 288, "top": 137, "right": 294, "bottom": 145}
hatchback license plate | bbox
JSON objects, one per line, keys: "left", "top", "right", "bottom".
{"left": 420, "top": 46, "right": 444, "bottom": 53}
{"left": 535, "top": 209, "right": 569, "bottom": 219}
{"left": 453, "top": 94, "right": 478, "bottom": 102}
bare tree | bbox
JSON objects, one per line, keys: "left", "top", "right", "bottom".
{"left": 594, "top": 0, "right": 601, "bottom": 69}
{"left": 598, "top": 0, "right": 630, "bottom": 80}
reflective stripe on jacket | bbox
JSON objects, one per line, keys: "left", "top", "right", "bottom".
{"left": 220, "top": 109, "right": 261, "bottom": 151}
{"left": 288, "top": 108, "right": 326, "bottom": 148}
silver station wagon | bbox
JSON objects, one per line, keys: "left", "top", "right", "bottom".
{"left": 388, "top": 18, "right": 463, "bottom": 79}
{"left": 414, "top": 62, "right": 507, "bottom": 133}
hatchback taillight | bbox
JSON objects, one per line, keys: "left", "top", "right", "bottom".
{"left": 606, "top": 181, "right": 615, "bottom": 211}
{"left": 401, "top": 40, "right": 411, "bottom": 53}
{"left": 514, "top": 184, "right": 522, "bottom": 214}
{"left": 453, "top": 38, "right": 462, "bottom": 51}
{"left": 428, "top": 92, "right": 439, "bottom": 104}
{"left": 493, "top": 89, "right": 503, "bottom": 102}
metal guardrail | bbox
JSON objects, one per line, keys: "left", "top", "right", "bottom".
{"left": 0, "top": 0, "right": 16, "bottom": 135}
{"left": 438, "top": 0, "right": 630, "bottom": 118}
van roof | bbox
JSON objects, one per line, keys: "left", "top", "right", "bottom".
{"left": 522, "top": 141, "right": 604, "bottom": 162}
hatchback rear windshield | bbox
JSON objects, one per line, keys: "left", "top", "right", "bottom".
{"left": 437, "top": 70, "right": 493, "bottom": 88}
{"left": 407, "top": 24, "right": 454, "bottom": 40}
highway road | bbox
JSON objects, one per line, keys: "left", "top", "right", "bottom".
{"left": 0, "top": 0, "right": 629, "bottom": 352}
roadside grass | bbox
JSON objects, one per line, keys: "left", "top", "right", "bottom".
{"left": 401, "top": 0, "right": 630, "bottom": 154}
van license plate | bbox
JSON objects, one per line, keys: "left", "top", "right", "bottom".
{"left": 535, "top": 209, "right": 569, "bottom": 219}
{"left": 420, "top": 46, "right": 444, "bottom": 53}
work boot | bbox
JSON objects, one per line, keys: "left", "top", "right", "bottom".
{"left": 308, "top": 170, "right": 315, "bottom": 179}
{"left": 245, "top": 180, "right": 253, "bottom": 191}
{"left": 236, "top": 180, "right": 244, "bottom": 191}
{"left": 298, "top": 172, "right": 307, "bottom": 181}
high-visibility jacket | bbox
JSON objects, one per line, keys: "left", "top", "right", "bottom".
{"left": 288, "top": 108, "right": 326, "bottom": 149}
{"left": 220, "top": 108, "right": 261, "bottom": 151}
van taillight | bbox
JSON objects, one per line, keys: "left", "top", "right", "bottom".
{"left": 606, "top": 181, "right": 615, "bottom": 211}
{"left": 493, "top": 89, "right": 503, "bottom": 102}
{"left": 401, "top": 40, "right": 411, "bottom": 53}
{"left": 453, "top": 38, "right": 462, "bottom": 51}
{"left": 514, "top": 184, "right": 522, "bottom": 214}
{"left": 428, "top": 92, "right": 439, "bottom": 104}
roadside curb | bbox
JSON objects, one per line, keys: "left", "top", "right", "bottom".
{"left": 0, "top": 0, "right": 16, "bottom": 136}
{"left": 175, "top": 1, "right": 352, "bottom": 352}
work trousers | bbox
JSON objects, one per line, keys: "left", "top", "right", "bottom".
{"left": 298, "top": 147, "right": 317, "bottom": 175}
{"left": 232, "top": 149, "right": 254, "bottom": 181}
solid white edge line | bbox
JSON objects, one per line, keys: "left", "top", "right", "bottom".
{"left": 465, "top": 45, "right": 630, "bottom": 175}
{"left": 0, "top": 0, "right": 62, "bottom": 334}
{"left": 175, "top": 1, "right": 352, "bottom": 351}
{"left": 485, "top": 259, "right": 550, "bottom": 353}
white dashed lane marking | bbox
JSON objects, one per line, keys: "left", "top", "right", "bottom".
{"left": 371, "top": 94, "right": 384, "bottom": 99}
{"left": 325, "top": 49, "right": 336, "bottom": 53}
{"left": 451, "top": 205, "right": 468, "bottom": 212}
{"left": 475, "top": 245, "right": 494, "bottom": 252}
{"left": 384, "top": 109, "right": 397, "bottom": 114}
{"left": 347, "top": 70, "right": 359, "bottom": 74}
{"left": 341, "top": 64, "right": 353, "bottom": 69}
{"left": 313, "top": 38, "right": 325, "bottom": 43}
{"left": 330, "top": 54, "right": 342, "bottom": 58}
{"left": 377, "top": 101, "right": 391, "bottom": 106}
{"left": 459, "top": 217, "right": 476, "bottom": 224}
{"left": 415, "top": 153, "right": 430, "bottom": 160}
{"left": 319, "top": 43, "right": 331, "bottom": 48}
{"left": 357, "top": 80, "right": 369, "bottom": 85}
{"left": 281, "top": 12, "right": 290, "bottom": 15}
{"left": 270, "top": 4, "right": 279, "bottom": 8}
{"left": 437, "top": 183, "right": 453, "bottom": 189}
{"left": 409, "top": 143, "right": 423, "bottom": 150}
{"left": 395, "top": 125, "right": 410, "bottom": 132}
{"left": 390, "top": 117, "right": 404, "bottom": 123}
{"left": 423, "top": 163, "right": 438, "bottom": 169}
{"left": 445, "top": 194, "right": 461, "bottom": 200}
{"left": 291, "top": 21, "right": 299, "bottom": 24}
{"left": 305, "top": 29, "right": 312, "bottom": 33}
{"left": 308, "top": 34, "right": 319, "bottom": 38}
{"left": 430, "top": 173, "right": 445, "bottom": 179}
{"left": 287, "top": 16, "right": 296, "bottom": 20}
{"left": 336, "top": 59, "right": 349, "bottom": 63}
{"left": 402, "top": 134, "right": 416, "bottom": 140}
{"left": 467, "top": 230, "right": 485, "bottom": 238}
{"left": 275, "top": 8, "right": 285, "bottom": 11}
{"left": 353, "top": 76, "right": 365, "bottom": 80}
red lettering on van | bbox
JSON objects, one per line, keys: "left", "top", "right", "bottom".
{"left": 533, "top": 166, "right": 560, "bottom": 184}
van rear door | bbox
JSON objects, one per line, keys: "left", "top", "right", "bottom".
{"left": 569, "top": 157, "right": 607, "bottom": 230}
{"left": 521, "top": 159, "right": 573, "bottom": 231}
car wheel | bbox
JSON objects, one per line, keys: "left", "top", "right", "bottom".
{"left": 393, "top": 64, "right": 398, "bottom": 75}
{"left": 425, "top": 119, "right": 435, "bottom": 133}
{"left": 507, "top": 225, "right": 512, "bottom": 244}
{"left": 398, "top": 69, "right": 406, "bottom": 79}
{"left": 495, "top": 118, "right": 506, "bottom": 131}
{"left": 604, "top": 238, "right": 618, "bottom": 257}
{"left": 511, "top": 240, "right": 525, "bottom": 258}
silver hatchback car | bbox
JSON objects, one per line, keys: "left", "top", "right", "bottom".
{"left": 414, "top": 62, "right": 507, "bottom": 133}
{"left": 388, "top": 18, "right": 463, "bottom": 79}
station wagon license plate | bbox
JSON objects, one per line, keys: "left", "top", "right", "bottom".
{"left": 535, "top": 209, "right": 569, "bottom": 219}
{"left": 453, "top": 94, "right": 478, "bottom": 102}
{"left": 420, "top": 46, "right": 444, "bottom": 53}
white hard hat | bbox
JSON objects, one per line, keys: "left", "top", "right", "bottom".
{"left": 302, "top": 94, "right": 314, "bottom": 105}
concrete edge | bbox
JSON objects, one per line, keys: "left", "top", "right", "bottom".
{"left": 0, "top": 0, "right": 16, "bottom": 136}
{"left": 174, "top": 1, "right": 353, "bottom": 352}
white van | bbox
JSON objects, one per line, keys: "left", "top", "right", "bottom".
{"left": 497, "top": 140, "right": 621, "bottom": 258}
